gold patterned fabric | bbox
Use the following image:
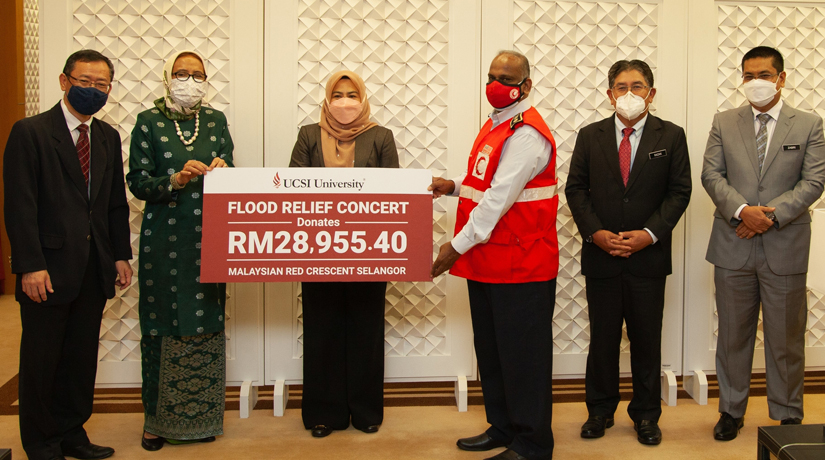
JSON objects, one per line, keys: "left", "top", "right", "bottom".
{"left": 142, "top": 331, "right": 226, "bottom": 440}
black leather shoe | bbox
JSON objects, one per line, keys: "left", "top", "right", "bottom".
{"left": 634, "top": 420, "right": 662, "bottom": 445}
{"left": 141, "top": 433, "right": 165, "bottom": 451}
{"left": 484, "top": 449, "right": 527, "bottom": 460}
{"left": 714, "top": 412, "right": 744, "bottom": 441}
{"left": 358, "top": 425, "right": 380, "bottom": 433}
{"left": 780, "top": 418, "right": 802, "bottom": 425}
{"left": 581, "top": 415, "right": 615, "bottom": 438}
{"left": 311, "top": 425, "right": 333, "bottom": 438}
{"left": 62, "top": 443, "right": 115, "bottom": 459}
{"left": 456, "top": 433, "right": 508, "bottom": 451}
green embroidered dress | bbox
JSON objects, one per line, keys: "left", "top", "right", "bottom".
{"left": 127, "top": 105, "right": 234, "bottom": 439}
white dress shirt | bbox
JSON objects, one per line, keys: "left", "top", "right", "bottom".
{"left": 61, "top": 99, "right": 94, "bottom": 196}
{"left": 614, "top": 114, "right": 658, "bottom": 243}
{"left": 733, "top": 99, "right": 784, "bottom": 219}
{"left": 449, "top": 99, "right": 553, "bottom": 254}
{"left": 614, "top": 113, "right": 647, "bottom": 170}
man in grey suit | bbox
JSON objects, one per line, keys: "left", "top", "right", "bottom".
{"left": 702, "top": 46, "right": 825, "bottom": 441}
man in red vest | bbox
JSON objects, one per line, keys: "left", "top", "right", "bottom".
{"left": 430, "top": 50, "right": 559, "bottom": 460}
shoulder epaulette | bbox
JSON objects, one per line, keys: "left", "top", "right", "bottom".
{"left": 510, "top": 112, "right": 524, "bottom": 130}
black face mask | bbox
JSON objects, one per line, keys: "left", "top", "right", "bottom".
{"left": 66, "top": 84, "right": 109, "bottom": 116}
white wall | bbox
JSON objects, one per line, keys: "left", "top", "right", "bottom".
{"left": 35, "top": 0, "right": 825, "bottom": 387}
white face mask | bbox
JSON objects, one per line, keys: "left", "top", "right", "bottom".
{"left": 742, "top": 79, "right": 779, "bottom": 108}
{"left": 169, "top": 79, "right": 207, "bottom": 109}
{"left": 614, "top": 90, "right": 650, "bottom": 120}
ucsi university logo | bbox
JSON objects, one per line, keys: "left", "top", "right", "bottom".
{"left": 271, "top": 172, "right": 367, "bottom": 191}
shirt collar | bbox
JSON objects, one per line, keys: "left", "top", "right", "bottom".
{"left": 752, "top": 99, "right": 783, "bottom": 122}
{"left": 614, "top": 113, "right": 649, "bottom": 136}
{"left": 60, "top": 98, "right": 92, "bottom": 133}
{"left": 489, "top": 99, "right": 533, "bottom": 129}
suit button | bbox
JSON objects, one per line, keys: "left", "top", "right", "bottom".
{"left": 87, "top": 235, "right": 91, "bottom": 241}
{"left": 758, "top": 186, "right": 765, "bottom": 191}
{"left": 623, "top": 198, "right": 629, "bottom": 203}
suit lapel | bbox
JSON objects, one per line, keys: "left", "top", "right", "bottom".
{"left": 353, "top": 127, "right": 377, "bottom": 167}
{"left": 88, "top": 119, "right": 108, "bottom": 204}
{"left": 624, "top": 115, "right": 663, "bottom": 193}
{"left": 760, "top": 103, "right": 795, "bottom": 180}
{"left": 50, "top": 104, "right": 89, "bottom": 199}
{"left": 595, "top": 116, "right": 624, "bottom": 188}
{"left": 736, "top": 107, "right": 761, "bottom": 179}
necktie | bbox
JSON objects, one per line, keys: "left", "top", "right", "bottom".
{"left": 77, "top": 123, "right": 90, "bottom": 186}
{"left": 619, "top": 127, "right": 634, "bottom": 186}
{"left": 756, "top": 113, "right": 771, "bottom": 175}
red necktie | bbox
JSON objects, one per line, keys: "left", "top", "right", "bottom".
{"left": 619, "top": 127, "right": 634, "bottom": 186}
{"left": 77, "top": 124, "right": 90, "bottom": 186}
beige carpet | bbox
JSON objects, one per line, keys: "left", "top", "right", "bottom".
{"left": 3, "top": 295, "right": 825, "bottom": 459}
{"left": 1, "top": 396, "right": 824, "bottom": 459}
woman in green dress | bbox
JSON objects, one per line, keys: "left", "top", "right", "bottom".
{"left": 126, "top": 50, "right": 233, "bottom": 451}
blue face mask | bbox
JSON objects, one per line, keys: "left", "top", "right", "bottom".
{"left": 66, "top": 84, "right": 109, "bottom": 116}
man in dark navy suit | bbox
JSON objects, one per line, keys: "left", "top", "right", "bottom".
{"left": 566, "top": 59, "right": 691, "bottom": 446}
{"left": 4, "top": 49, "right": 132, "bottom": 460}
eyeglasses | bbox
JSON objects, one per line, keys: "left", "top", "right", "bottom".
{"left": 611, "top": 84, "right": 649, "bottom": 96}
{"left": 172, "top": 70, "right": 207, "bottom": 83}
{"left": 65, "top": 74, "right": 111, "bottom": 91}
{"left": 742, "top": 73, "right": 778, "bottom": 83}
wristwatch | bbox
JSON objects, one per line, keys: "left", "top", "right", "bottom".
{"left": 765, "top": 211, "right": 777, "bottom": 224}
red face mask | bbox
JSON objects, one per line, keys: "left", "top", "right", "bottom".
{"left": 486, "top": 78, "right": 525, "bottom": 109}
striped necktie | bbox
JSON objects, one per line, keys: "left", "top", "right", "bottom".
{"left": 77, "top": 123, "right": 90, "bottom": 186}
{"left": 756, "top": 113, "right": 771, "bottom": 175}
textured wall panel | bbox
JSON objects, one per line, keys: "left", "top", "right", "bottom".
{"left": 294, "top": 0, "right": 449, "bottom": 358}
{"left": 514, "top": 0, "right": 660, "bottom": 354}
{"left": 69, "top": 0, "right": 233, "bottom": 362}
{"left": 713, "top": 3, "right": 825, "bottom": 350}
{"left": 808, "top": 288, "right": 825, "bottom": 347}
{"left": 24, "top": 0, "right": 39, "bottom": 117}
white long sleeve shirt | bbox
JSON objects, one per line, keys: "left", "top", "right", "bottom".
{"left": 450, "top": 99, "right": 553, "bottom": 254}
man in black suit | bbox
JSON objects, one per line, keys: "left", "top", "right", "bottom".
{"left": 4, "top": 50, "right": 132, "bottom": 460}
{"left": 565, "top": 60, "right": 691, "bottom": 446}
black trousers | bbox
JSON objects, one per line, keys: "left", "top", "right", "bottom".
{"left": 300, "top": 281, "right": 386, "bottom": 430}
{"left": 467, "top": 279, "right": 556, "bottom": 460}
{"left": 18, "top": 247, "right": 107, "bottom": 460}
{"left": 584, "top": 272, "right": 666, "bottom": 423}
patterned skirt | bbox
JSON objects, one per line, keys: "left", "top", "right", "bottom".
{"left": 141, "top": 331, "right": 226, "bottom": 439}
